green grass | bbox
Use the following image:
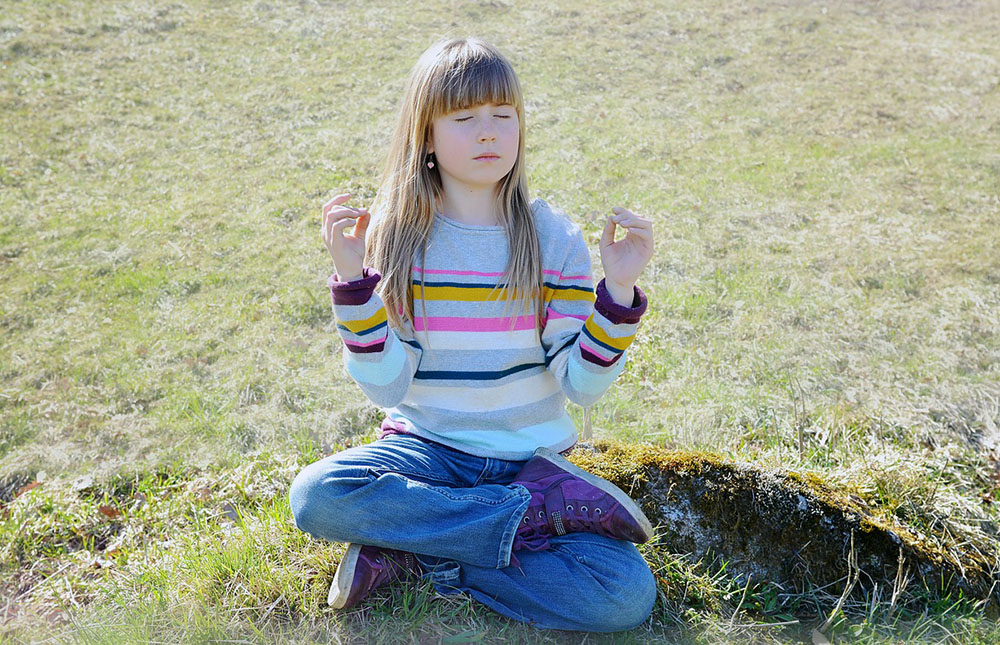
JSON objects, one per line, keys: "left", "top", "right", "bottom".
{"left": 2, "top": 0, "right": 1000, "bottom": 641}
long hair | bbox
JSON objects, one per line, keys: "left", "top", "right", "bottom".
{"left": 365, "top": 37, "right": 544, "bottom": 349}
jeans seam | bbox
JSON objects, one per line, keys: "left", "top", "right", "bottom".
{"left": 471, "top": 458, "right": 493, "bottom": 487}
{"left": 430, "top": 483, "right": 525, "bottom": 505}
{"left": 370, "top": 467, "right": 455, "bottom": 486}
{"left": 497, "top": 483, "right": 532, "bottom": 569}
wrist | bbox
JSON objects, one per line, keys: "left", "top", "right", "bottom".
{"left": 334, "top": 267, "right": 364, "bottom": 282}
{"left": 605, "top": 280, "right": 636, "bottom": 307}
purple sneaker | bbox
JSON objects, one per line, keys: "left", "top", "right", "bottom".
{"left": 511, "top": 447, "right": 653, "bottom": 553}
{"left": 327, "top": 543, "right": 422, "bottom": 609}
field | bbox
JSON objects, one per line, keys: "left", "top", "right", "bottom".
{"left": 2, "top": 0, "right": 999, "bottom": 642}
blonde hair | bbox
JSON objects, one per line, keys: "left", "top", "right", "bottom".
{"left": 366, "top": 37, "right": 544, "bottom": 349}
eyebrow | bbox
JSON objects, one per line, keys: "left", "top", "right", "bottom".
{"left": 456, "top": 103, "right": 513, "bottom": 110}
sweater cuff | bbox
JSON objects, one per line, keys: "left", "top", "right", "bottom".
{"left": 328, "top": 267, "right": 381, "bottom": 306}
{"left": 594, "top": 278, "right": 647, "bottom": 324}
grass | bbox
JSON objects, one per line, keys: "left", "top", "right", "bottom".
{"left": 2, "top": 0, "right": 999, "bottom": 641}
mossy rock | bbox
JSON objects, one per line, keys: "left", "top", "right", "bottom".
{"left": 565, "top": 440, "right": 1000, "bottom": 612}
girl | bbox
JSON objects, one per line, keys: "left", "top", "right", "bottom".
{"left": 289, "top": 37, "right": 656, "bottom": 632}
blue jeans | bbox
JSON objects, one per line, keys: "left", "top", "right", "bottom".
{"left": 287, "top": 433, "right": 657, "bottom": 632}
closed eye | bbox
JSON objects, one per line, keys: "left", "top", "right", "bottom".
{"left": 455, "top": 115, "right": 512, "bottom": 121}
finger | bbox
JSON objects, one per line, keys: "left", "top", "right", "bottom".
{"left": 600, "top": 216, "right": 617, "bottom": 248}
{"left": 331, "top": 219, "right": 354, "bottom": 236}
{"left": 324, "top": 205, "right": 368, "bottom": 222}
{"left": 612, "top": 214, "right": 652, "bottom": 231}
{"left": 323, "top": 194, "right": 363, "bottom": 217}
{"left": 322, "top": 193, "right": 350, "bottom": 217}
{"left": 623, "top": 226, "right": 654, "bottom": 244}
{"left": 326, "top": 192, "right": 352, "bottom": 208}
{"left": 611, "top": 210, "right": 646, "bottom": 223}
{"left": 327, "top": 209, "right": 367, "bottom": 225}
{"left": 325, "top": 210, "right": 357, "bottom": 234}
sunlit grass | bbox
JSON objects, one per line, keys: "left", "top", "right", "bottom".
{"left": 2, "top": 0, "right": 999, "bottom": 641}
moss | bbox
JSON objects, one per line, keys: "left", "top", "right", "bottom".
{"left": 565, "top": 439, "right": 1000, "bottom": 613}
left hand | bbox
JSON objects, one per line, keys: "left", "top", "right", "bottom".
{"left": 599, "top": 206, "right": 654, "bottom": 291}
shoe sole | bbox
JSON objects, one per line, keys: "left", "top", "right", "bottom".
{"left": 533, "top": 446, "right": 654, "bottom": 542}
{"left": 328, "top": 542, "right": 362, "bottom": 609}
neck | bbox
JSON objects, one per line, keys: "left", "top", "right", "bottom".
{"left": 436, "top": 180, "right": 501, "bottom": 226}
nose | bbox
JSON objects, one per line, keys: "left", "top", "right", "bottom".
{"left": 477, "top": 120, "right": 497, "bottom": 142}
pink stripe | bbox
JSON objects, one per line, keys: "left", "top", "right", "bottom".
{"left": 344, "top": 335, "right": 388, "bottom": 348}
{"left": 413, "top": 266, "right": 589, "bottom": 281}
{"left": 581, "top": 340, "right": 615, "bottom": 358}
{"left": 544, "top": 270, "right": 589, "bottom": 281}
{"left": 546, "top": 307, "right": 589, "bottom": 321}
{"left": 413, "top": 315, "right": 536, "bottom": 332}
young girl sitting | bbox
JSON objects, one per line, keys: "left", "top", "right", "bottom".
{"left": 289, "top": 36, "right": 657, "bottom": 633}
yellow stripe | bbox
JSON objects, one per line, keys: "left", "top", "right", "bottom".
{"left": 545, "top": 286, "right": 595, "bottom": 303}
{"left": 411, "top": 284, "right": 595, "bottom": 302}
{"left": 339, "top": 307, "right": 387, "bottom": 334}
{"left": 583, "top": 317, "right": 634, "bottom": 352}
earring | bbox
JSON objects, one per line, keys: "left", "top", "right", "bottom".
{"left": 426, "top": 152, "right": 435, "bottom": 169}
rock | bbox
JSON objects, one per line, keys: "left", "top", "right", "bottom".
{"left": 565, "top": 440, "right": 1000, "bottom": 612}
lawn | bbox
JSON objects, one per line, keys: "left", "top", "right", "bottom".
{"left": 1, "top": 0, "right": 999, "bottom": 642}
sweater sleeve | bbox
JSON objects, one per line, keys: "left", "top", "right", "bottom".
{"left": 541, "top": 231, "right": 648, "bottom": 407}
{"left": 328, "top": 267, "right": 422, "bottom": 408}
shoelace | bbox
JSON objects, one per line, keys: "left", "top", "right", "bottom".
{"left": 507, "top": 500, "right": 625, "bottom": 573}
{"left": 510, "top": 511, "right": 549, "bottom": 575}
{"left": 561, "top": 500, "right": 619, "bottom": 535}
{"left": 509, "top": 527, "right": 550, "bottom": 573}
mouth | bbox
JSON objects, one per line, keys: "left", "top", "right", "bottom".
{"left": 474, "top": 154, "right": 500, "bottom": 161}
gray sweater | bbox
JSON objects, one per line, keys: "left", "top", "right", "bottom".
{"left": 328, "top": 198, "right": 648, "bottom": 460}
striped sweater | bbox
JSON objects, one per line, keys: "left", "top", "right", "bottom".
{"left": 328, "top": 198, "right": 648, "bottom": 460}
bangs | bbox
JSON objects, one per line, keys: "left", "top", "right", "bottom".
{"left": 426, "top": 50, "right": 521, "bottom": 118}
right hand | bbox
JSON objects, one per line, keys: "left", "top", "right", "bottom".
{"left": 321, "top": 193, "right": 370, "bottom": 281}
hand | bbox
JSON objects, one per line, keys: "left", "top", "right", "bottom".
{"left": 321, "top": 192, "right": 370, "bottom": 280}
{"left": 599, "top": 206, "right": 654, "bottom": 297}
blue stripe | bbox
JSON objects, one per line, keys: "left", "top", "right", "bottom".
{"left": 415, "top": 362, "right": 546, "bottom": 381}
{"left": 544, "top": 337, "right": 577, "bottom": 367}
{"left": 581, "top": 325, "right": 623, "bottom": 355}
{"left": 336, "top": 320, "right": 388, "bottom": 336}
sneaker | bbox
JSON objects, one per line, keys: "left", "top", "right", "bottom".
{"left": 328, "top": 543, "right": 422, "bottom": 609}
{"left": 511, "top": 446, "right": 653, "bottom": 548}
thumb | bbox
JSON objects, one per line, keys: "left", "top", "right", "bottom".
{"left": 352, "top": 211, "right": 371, "bottom": 239}
{"left": 599, "top": 216, "right": 616, "bottom": 250}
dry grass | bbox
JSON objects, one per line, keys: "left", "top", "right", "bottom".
{"left": 2, "top": 0, "right": 999, "bottom": 642}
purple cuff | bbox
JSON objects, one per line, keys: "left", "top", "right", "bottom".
{"left": 594, "top": 278, "right": 647, "bottom": 324}
{"left": 328, "top": 267, "right": 381, "bottom": 306}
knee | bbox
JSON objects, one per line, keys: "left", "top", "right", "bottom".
{"left": 287, "top": 460, "right": 364, "bottom": 539}
{"left": 597, "top": 554, "right": 657, "bottom": 632}
{"left": 575, "top": 543, "right": 657, "bottom": 632}
{"left": 288, "top": 464, "right": 322, "bottom": 535}
{"left": 616, "top": 560, "right": 658, "bottom": 630}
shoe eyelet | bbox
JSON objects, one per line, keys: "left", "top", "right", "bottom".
{"left": 537, "top": 510, "right": 545, "bottom": 518}
{"left": 595, "top": 507, "right": 602, "bottom": 514}
{"left": 580, "top": 505, "right": 588, "bottom": 512}
{"left": 566, "top": 504, "right": 573, "bottom": 511}
{"left": 523, "top": 516, "right": 529, "bottom": 523}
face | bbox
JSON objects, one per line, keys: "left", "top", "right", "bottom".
{"left": 427, "top": 102, "right": 520, "bottom": 192}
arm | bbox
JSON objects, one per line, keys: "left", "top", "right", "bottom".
{"left": 329, "top": 267, "right": 422, "bottom": 408}
{"left": 542, "top": 231, "right": 648, "bottom": 407}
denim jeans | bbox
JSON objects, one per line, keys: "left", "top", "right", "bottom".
{"left": 288, "top": 433, "right": 657, "bottom": 632}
